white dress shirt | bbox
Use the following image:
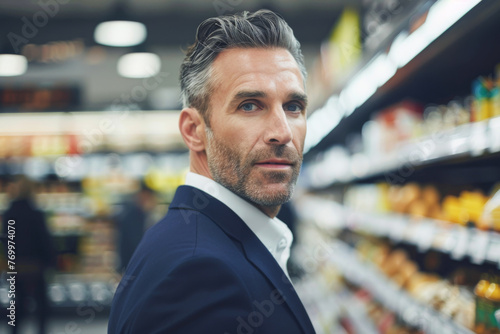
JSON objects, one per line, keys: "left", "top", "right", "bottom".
{"left": 184, "top": 172, "right": 293, "bottom": 277}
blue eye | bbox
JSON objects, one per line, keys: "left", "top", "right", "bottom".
{"left": 285, "top": 103, "right": 303, "bottom": 113}
{"left": 240, "top": 103, "right": 258, "bottom": 112}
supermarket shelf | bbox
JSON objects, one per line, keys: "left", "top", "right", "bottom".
{"left": 298, "top": 196, "right": 500, "bottom": 268}
{"left": 293, "top": 276, "right": 347, "bottom": 334}
{"left": 0, "top": 274, "right": 118, "bottom": 310}
{"left": 308, "top": 0, "right": 428, "bottom": 113}
{"left": 303, "top": 116, "right": 500, "bottom": 188}
{"left": 327, "top": 239, "right": 475, "bottom": 334}
{"left": 0, "top": 192, "right": 97, "bottom": 218}
{"left": 0, "top": 151, "right": 189, "bottom": 180}
{"left": 340, "top": 291, "right": 379, "bottom": 334}
{"left": 307, "top": 0, "right": 500, "bottom": 155}
{"left": 294, "top": 272, "right": 378, "bottom": 334}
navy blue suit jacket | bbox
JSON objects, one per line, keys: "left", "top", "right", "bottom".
{"left": 108, "top": 185, "right": 315, "bottom": 334}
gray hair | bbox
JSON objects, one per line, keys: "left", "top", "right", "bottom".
{"left": 179, "top": 9, "right": 307, "bottom": 127}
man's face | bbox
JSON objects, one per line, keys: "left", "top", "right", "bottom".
{"left": 204, "top": 47, "right": 307, "bottom": 215}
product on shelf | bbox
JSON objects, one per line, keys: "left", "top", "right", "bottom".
{"left": 474, "top": 275, "right": 500, "bottom": 334}
{"left": 0, "top": 171, "right": 177, "bottom": 283}
{"left": 356, "top": 239, "right": 476, "bottom": 330}
{"left": 472, "top": 65, "right": 500, "bottom": 122}
{"left": 345, "top": 182, "right": 500, "bottom": 232}
{"left": 485, "top": 278, "right": 500, "bottom": 333}
{"left": 353, "top": 288, "right": 423, "bottom": 334}
{"left": 493, "top": 64, "right": 500, "bottom": 118}
{"left": 370, "top": 101, "right": 424, "bottom": 155}
{"left": 481, "top": 188, "right": 500, "bottom": 232}
{"left": 442, "top": 190, "right": 489, "bottom": 227}
{"left": 357, "top": 63, "right": 500, "bottom": 159}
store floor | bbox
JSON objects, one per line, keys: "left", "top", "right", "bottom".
{"left": 0, "top": 314, "right": 109, "bottom": 334}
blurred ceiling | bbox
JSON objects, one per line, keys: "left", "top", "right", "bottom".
{"left": 0, "top": 0, "right": 361, "bottom": 111}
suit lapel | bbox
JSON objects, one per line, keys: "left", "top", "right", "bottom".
{"left": 170, "top": 186, "right": 315, "bottom": 333}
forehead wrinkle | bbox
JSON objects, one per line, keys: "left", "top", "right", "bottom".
{"left": 210, "top": 48, "right": 305, "bottom": 112}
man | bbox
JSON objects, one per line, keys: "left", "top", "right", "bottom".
{"left": 114, "top": 182, "right": 157, "bottom": 273}
{"left": 108, "top": 9, "right": 315, "bottom": 334}
{"left": 1, "top": 175, "right": 56, "bottom": 334}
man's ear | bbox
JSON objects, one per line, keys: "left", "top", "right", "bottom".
{"left": 179, "top": 107, "right": 206, "bottom": 152}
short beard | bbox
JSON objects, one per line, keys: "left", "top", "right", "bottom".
{"left": 205, "top": 127, "right": 301, "bottom": 208}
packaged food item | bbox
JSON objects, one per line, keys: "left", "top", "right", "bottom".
{"left": 374, "top": 101, "right": 424, "bottom": 153}
{"left": 484, "top": 277, "right": 500, "bottom": 333}
{"left": 442, "top": 190, "right": 488, "bottom": 227}
{"left": 446, "top": 100, "right": 471, "bottom": 126}
{"left": 475, "top": 276, "right": 491, "bottom": 333}
{"left": 493, "top": 64, "right": 500, "bottom": 117}
{"left": 480, "top": 187, "right": 500, "bottom": 232}
{"left": 472, "top": 77, "right": 494, "bottom": 122}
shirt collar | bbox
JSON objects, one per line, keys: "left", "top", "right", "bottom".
{"left": 184, "top": 172, "right": 293, "bottom": 275}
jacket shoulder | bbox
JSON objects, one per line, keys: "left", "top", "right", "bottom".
{"left": 110, "top": 254, "right": 254, "bottom": 334}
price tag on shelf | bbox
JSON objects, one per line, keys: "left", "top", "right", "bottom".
{"left": 398, "top": 293, "right": 415, "bottom": 316}
{"left": 485, "top": 232, "right": 500, "bottom": 268}
{"left": 388, "top": 216, "right": 407, "bottom": 242}
{"left": 439, "top": 321, "right": 455, "bottom": 334}
{"left": 415, "top": 220, "right": 436, "bottom": 252}
{"left": 440, "top": 227, "right": 456, "bottom": 253}
{"left": 469, "top": 121, "right": 489, "bottom": 156}
{"left": 447, "top": 126, "right": 469, "bottom": 157}
{"left": 345, "top": 211, "right": 361, "bottom": 231}
{"left": 451, "top": 227, "right": 470, "bottom": 260}
{"left": 405, "top": 222, "right": 420, "bottom": 245}
{"left": 468, "top": 229, "right": 490, "bottom": 264}
{"left": 373, "top": 214, "right": 392, "bottom": 237}
{"left": 428, "top": 312, "right": 444, "bottom": 334}
{"left": 488, "top": 116, "right": 500, "bottom": 153}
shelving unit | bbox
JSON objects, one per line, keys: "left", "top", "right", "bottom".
{"left": 299, "top": 195, "right": 500, "bottom": 268}
{"left": 298, "top": 0, "right": 500, "bottom": 333}
{"left": 306, "top": 0, "right": 500, "bottom": 155}
{"left": 0, "top": 112, "right": 189, "bottom": 312}
{"left": 326, "top": 239, "right": 475, "bottom": 334}
{"left": 303, "top": 116, "right": 500, "bottom": 189}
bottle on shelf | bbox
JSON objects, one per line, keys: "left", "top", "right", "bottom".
{"left": 484, "top": 276, "right": 500, "bottom": 333}
{"left": 475, "top": 275, "right": 492, "bottom": 334}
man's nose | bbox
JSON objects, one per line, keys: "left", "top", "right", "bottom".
{"left": 264, "top": 106, "right": 293, "bottom": 145}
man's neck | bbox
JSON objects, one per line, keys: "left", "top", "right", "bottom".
{"left": 186, "top": 170, "right": 280, "bottom": 218}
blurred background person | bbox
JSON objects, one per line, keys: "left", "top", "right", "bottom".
{"left": 113, "top": 182, "right": 157, "bottom": 273}
{"left": 1, "top": 175, "right": 56, "bottom": 334}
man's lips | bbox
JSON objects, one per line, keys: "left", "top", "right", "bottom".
{"left": 254, "top": 159, "right": 294, "bottom": 169}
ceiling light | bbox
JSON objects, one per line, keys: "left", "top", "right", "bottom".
{"left": 0, "top": 54, "right": 28, "bottom": 76}
{"left": 117, "top": 52, "right": 161, "bottom": 78}
{"left": 94, "top": 20, "right": 147, "bottom": 47}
